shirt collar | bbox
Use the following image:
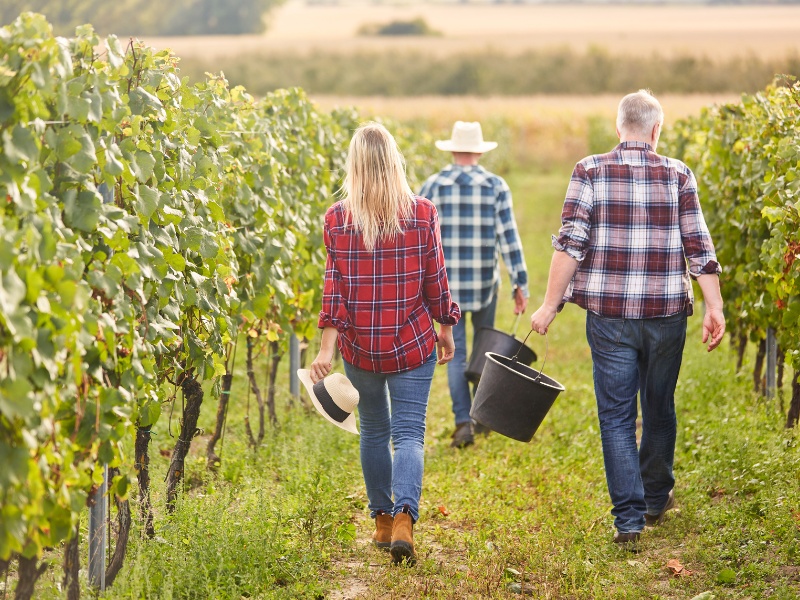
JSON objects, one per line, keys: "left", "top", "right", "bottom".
{"left": 436, "top": 164, "right": 492, "bottom": 186}
{"left": 616, "top": 141, "right": 654, "bottom": 152}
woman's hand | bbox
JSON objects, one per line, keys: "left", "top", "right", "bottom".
{"left": 310, "top": 327, "right": 339, "bottom": 383}
{"left": 437, "top": 325, "right": 455, "bottom": 365}
{"left": 310, "top": 351, "right": 334, "bottom": 383}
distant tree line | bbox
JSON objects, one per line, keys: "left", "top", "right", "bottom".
{"left": 0, "top": 0, "right": 284, "bottom": 35}
{"left": 357, "top": 17, "right": 441, "bottom": 36}
{"left": 178, "top": 46, "right": 800, "bottom": 96}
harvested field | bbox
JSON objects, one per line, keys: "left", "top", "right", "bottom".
{"left": 311, "top": 93, "right": 740, "bottom": 125}
{"left": 145, "top": 1, "right": 800, "bottom": 60}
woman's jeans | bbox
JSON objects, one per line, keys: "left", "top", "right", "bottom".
{"left": 344, "top": 350, "right": 437, "bottom": 523}
{"left": 448, "top": 293, "right": 498, "bottom": 425}
{"left": 585, "top": 310, "right": 687, "bottom": 534}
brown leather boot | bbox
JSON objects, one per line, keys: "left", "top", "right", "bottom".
{"left": 372, "top": 510, "right": 393, "bottom": 550}
{"left": 390, "top": 505, "right": 416, "bottom": 565}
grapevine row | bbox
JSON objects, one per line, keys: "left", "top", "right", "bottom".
{"left": 663, "top": 77, "right": 800, "bottom": 425}
{"left": 0, "top": 13, "right": 443, "bottom": 595}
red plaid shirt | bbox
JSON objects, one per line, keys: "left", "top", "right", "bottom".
{"left": 319, "top": 196, "right": 461, "bottom": 373}
{"left": 556, "top": 142, "right": 721, "bottom": 319}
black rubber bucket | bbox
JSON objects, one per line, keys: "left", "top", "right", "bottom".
{"left": 470, "top": 351, "right": 564, "bottom": 443}
{"left": 465, "top": 327, "right": 537, "bottom": 384}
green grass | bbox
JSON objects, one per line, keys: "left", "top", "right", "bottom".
{"left": 26, "top": 169, "right": 800, "bottom": 599}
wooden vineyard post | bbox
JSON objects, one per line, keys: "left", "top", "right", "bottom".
{"left": 290, "top": 334, "right": 300, "bottom": 398}
{"left": 766, "top": 327, "right": 777, "bottom": 399}
{"left": 88, "top": 464, "right": 108, "bottom": 591}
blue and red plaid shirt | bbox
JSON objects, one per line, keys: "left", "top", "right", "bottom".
{"left": 319, "top": 196, "right": 461, "bottom": 373}
{"left": 555, "top": 141, "right": 721, "bottom": 319}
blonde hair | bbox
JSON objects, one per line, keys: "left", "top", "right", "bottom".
{"left": 616, "top": 89, "right": 664, "bottom": 138}
{"left": 341, "top": 122, "right": 414, "bottom": 251}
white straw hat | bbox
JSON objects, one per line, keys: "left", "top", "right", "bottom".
{"left": 435, "top": 121, "right": 498, "bottom": 153}
{"left": 297, "top": 370, "right": 360, "bottom": 435}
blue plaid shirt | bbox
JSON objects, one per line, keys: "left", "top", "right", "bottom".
{"left": 419, "top": 165, "right": 529, "bottom": 312}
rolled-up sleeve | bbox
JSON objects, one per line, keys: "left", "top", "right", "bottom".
{"left": 318, "top": 222, "right": 351, "bottom": 332}
{"left": 553, "top": 162, "right": 594, "bottom": 262}
{"left": 678, "top": 170, "right": 722, "bottom": 277}
{"left": 424, "top": 208, "right": 461, "bottom": 325}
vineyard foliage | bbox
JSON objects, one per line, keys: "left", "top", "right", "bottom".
{"left": 664, "top": 78, "right": 800, "bottom": 375}
{"left": 0, "top": 10, "right": 797, "bottom": 592}
{"left": 0, "top": 12, "right": 439, "bottom": 563}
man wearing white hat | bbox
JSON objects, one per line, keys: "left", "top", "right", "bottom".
{"left": 420, "top": 121, "right": 530, "bottom": 448}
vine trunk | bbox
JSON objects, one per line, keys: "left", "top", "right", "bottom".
{"left": 166, "top": 374, "right": 204, "bottom": 511}
{"left": 62, "top": 529, "right": 80, "bottom": 600}
{"left": 135, "top": 427, "right": 155, "bottom": 537}
{"left": 207, "top": 372, "right": 234, "bottom": 469}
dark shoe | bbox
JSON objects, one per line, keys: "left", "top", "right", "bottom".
{"left": 613, "top": 530, "right": 641, "bottom": 551}
{"left": 645, "top": 489, "right": 675, "bottom": 527}
{"left": 472, "top": 420, "right": 491, "bottom": 436}
{"left": 613, "top": 531, "right": 641, "bottom": 543}
{"left": 372, "top": 510, "right": 393, "bottom": 550}
{"left": 390, "top": 505, "right": 416, "bottom": 565}
{"left": 450, "top": 422, "right": 474, "bottom": 448}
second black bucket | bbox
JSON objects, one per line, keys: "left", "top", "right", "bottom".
{"left": 465, "top": 328, "right": 537, "bottom": 384}
{"left": 470, "top": 352, "right": 564, "bottom": 443}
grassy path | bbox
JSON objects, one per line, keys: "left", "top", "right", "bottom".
{"left": 318, "top": 169, "right": 800, "bottom": 599}
{"left": 74, "top": 168, "right": 799, "bottom": 600}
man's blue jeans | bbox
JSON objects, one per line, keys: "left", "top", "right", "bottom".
{"left": 344, "top": 351, "right": 437, "bottom": 523}
{"left": 585, "top": 310, "right": 687, "bottom": 534}
{"left": 448, "top": 294, "right": 498, "bottom": 425}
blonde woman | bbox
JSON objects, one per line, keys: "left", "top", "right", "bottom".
{"left": 310, "top": 122, "right": 460, "bottom": 565}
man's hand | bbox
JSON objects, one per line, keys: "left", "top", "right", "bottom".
{"left": 437, "top": 325, "right": 455, "bottom": 365}
{"left": 702, "top": 306, "right": 725, "bottom": 352}
{"left": 696, "top": 275, "right": 725, "bottom": 352}
{"left": 513, "top": 287, "right": 528, "bottom": 315}
{"left": 530, "top": 304, "right": 558, "bottom": 335}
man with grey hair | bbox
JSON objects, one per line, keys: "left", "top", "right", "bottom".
{"left": 530, "top": 89, "right": 726, "bottom": 548}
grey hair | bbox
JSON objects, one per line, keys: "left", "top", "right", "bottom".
{"left": 616, "top": 89, "right": 664, "bottom": 138}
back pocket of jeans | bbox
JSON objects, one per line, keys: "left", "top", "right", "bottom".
{"left": 658, "top": 317, "right": 686, "bottom": 358}
{"left": 589, "top": 315, "right": 625, "bottom": 353}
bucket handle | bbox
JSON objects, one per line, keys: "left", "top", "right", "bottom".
{"left": 510, "top": 313, "right": 521, "bottom": 337}
{"left": 511, "top": 329, "right": 548, "bottom": 383}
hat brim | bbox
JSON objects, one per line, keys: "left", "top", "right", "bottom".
{"left": 297, "top": 369, "right": 359, "bottom": 435}
{"left": 435, "top": 140, "right": 498, "bottom": 153}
